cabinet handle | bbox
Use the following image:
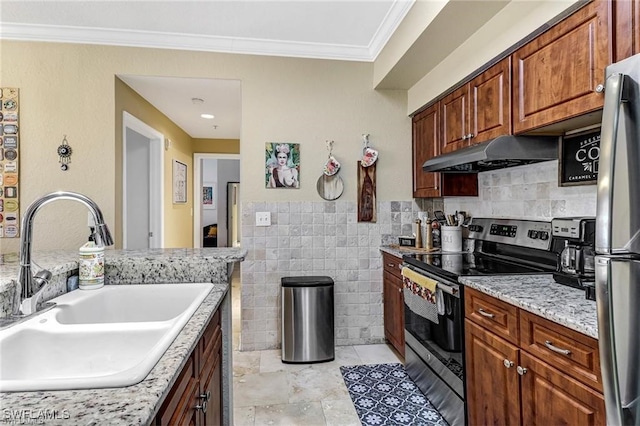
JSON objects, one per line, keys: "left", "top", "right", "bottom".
{"left": 503, "top": 359, "right": 514, "bottom": 368}
{"left": 517, "top": 366, "right": 528, "bottom": 376}
{"left": 200, "top": 391, "right": 212, "bottom": 402}
{"left": 478, "top": 308, "right": 495, "bottom": 318}
{"left": 387, "top": 263, "right": 395, "bottom": 268}
{"left": 195, "top": 400, "right": 208, "bottom": 413}
{"left": 398, "top": 287, "right": 402, "bottom": 293}
{"left": 544, "top": 340, "right": 572, "bottom": 356}
{"left": 595, "top": 84, "right": 605, "bottom": 93}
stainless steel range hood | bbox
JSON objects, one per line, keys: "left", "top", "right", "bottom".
{"left": 422, "top": 135, "right": 560, "bottom": 173}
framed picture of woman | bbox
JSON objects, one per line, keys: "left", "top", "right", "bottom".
{"left": 265, "top": 143, "right": 300, "bottom": 188}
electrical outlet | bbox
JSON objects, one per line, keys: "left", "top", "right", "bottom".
{"left": 256, "top": 212, "right": 271, "bottom": 227}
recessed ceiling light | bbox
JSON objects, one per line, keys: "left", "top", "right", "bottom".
{"left": 201, "top": 113, "right": 215, "bottom": 119}
{"left": 191, "top": 97, "right": 204, "bottom": 104}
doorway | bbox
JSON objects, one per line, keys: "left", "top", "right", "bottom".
{"left": 193, "top": 153, "right": 240, "bottom": 248}
{"left": 122, "top": 112, "right": 164, "bottom": 249}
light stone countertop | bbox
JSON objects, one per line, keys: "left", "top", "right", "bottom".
{"left": 0, "top": 247, "right": 246, "bottom": 425}
{"left": 379, "top": 246, "right": 598, "bottom": 339}
{"left": 458, "top": 275, "right": 598, "bottom": 339}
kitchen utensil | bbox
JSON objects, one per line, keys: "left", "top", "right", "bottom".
{"left": 361, "top": 134, "right": 378, "bottom": 167}
{"left": 434, "top": 210, "right": 447, "bottom": 225}
{"left": 316, "top": 174, "right": 344, "bottom": 200}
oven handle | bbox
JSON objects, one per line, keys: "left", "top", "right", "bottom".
{"left": 401, "top": 263, "right": 459, "bottom": 297}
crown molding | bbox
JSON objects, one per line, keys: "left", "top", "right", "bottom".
{"left": 368, "top": 0, "right": 415, "bottom": 60}
{"left": 0, "top": 22, "right": 381, "bottom": 61}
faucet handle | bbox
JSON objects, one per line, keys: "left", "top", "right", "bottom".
{"left": 33, "top": 269, "right": 52, "bottom": 292}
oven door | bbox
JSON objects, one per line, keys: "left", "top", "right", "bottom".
{"left": 402, "top": 264, "right": 466, "bottom": 426}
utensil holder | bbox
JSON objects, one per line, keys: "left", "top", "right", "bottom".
{"left": 441, "top": 225, "right": 462, "bottom": 252}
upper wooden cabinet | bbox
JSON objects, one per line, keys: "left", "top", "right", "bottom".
{"left": 471, "top": 58, "right": 511, "bottom": 144}
{"left": 614, "top": 0, "right": 640, "bottom": 60}
{"left": 512, "top": 0, "right": 611, "bottom": 133}
{"left": 441, "top": 85, "right": 471, "bottom": 154}
{"left": 441, "top": 58, "right": 511, "bottom": 153}
{"left": 412, "top": 103, "right": 478, "bottom": 198}
{"left": 413, "top": 104, "right": 441, "bottom": 198}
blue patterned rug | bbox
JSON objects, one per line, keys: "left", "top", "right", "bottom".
{"left": 340, "top": 363, "right": 448, "bottom": 426}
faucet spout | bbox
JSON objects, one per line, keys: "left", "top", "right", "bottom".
{"left": 16, "top": 191, "right": 114, "bottom": 315}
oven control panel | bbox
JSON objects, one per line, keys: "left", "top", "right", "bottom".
{"left": 468, "top": 218, "right": 552, "bottom": 250}
{"left": 490, "top": 224, "right": 517, "bottom": 238}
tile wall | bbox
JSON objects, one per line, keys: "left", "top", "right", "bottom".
{"left": 239, "top": 199, "right": 436, "bottom": 351}
{"left": 443, "top": 160, "right": 597, "bottom": 219}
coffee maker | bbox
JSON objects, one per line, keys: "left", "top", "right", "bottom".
{"left": 551, "top": 217, "right": 596, "bottom": 299}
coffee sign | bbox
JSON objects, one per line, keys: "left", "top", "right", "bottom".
{"left": 559, "top": 129, "right": 600, "bottom": 186}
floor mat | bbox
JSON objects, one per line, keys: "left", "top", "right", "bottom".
{"left": 340, "top": 363, "right": 448, "bottom": 426}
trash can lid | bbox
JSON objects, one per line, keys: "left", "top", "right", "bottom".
{"left": 281, "top": 276, "right": 334, "bottom": 287}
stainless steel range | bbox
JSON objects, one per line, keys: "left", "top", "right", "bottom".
{"left": 401, "top": 218, "right": 560, "bottom": 426}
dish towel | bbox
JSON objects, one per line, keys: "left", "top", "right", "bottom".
{"left": 401, "top": 267, "right": 437, "bottom": 303}
{"left": 401, "top": 267, "right": 439, "bottom": 324}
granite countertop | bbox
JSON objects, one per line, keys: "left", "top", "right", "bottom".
{"left": 379, "top": 245, "right": 598, "bottom": 339}
{"left": 459, "top": 275, "right": 598, "bottom": 339}
{"left": 0, "top": 247, "right": 246, "bottom": 425}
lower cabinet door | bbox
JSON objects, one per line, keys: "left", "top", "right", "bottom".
{"left": 383, "top": 271, "right": 405, "bottom": 357}
{"left": 157, "top": 354, "right": 200, "bottom": 426}
{"left": 465, "top": 320, "right": 521, "bottom": 426}
{"left": 519, "top": 352, "right": 605, "bottom": 426}
{"left": 201, "top": 331, "right": 223, "bottom": 426}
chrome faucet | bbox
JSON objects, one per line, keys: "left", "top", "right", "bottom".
{"left": 15, "top": 191, "right": 114, "bottom": 315}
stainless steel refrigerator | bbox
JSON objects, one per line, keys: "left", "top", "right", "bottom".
{"left": 596, "top": 52, "right": 640, "bottom": 425}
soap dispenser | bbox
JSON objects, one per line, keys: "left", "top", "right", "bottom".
{"left": 79, "top": 226, "right": 105, "bottom": 290}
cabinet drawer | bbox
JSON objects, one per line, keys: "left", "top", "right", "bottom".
{"left": 465, "top": 288, "right": 519, "bottom": 345}
{"left": 520, "top": 310, "right": 602, "bottom": 392}
{"left": 382, "top": 253, "right": 403, "bottom": 279}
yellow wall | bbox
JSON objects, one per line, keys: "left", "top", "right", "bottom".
{"left": 192, "top": 139, "right": 240, "bottom": 154}
{"left": 115, "top": 78, "right": 195, "bottom": 248}
{"left": 0, "top": 41, "right": 411, "bottom": 252}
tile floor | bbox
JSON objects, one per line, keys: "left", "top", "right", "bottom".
{"left": 230, "top": 268, "right": 403, "bottom": 425}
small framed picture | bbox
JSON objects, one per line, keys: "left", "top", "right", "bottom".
{"left": 173, "top": 159, "right": 187, "bottom": 203}
{"left": 265, "top": 142, "right": 300, "bottom": 188}
{"left": 202, "top": 182, "right": 215, "bottom": 209}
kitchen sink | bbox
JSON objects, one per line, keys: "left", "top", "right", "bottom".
{"left": 55, "top": 283, "right": 213, "bottom": 324}
{"left": 0, "top": 283, "right": 213, "bottom": 392}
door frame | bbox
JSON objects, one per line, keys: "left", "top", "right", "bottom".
{"left": 193, "top": 153, "right": 241, "bottom": 248}
{"left": 122, "top": 111, "right": 165, "bottom": 249}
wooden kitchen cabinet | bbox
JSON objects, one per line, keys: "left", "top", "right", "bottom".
{"left": 156, "top": 309, "right": 222, "bottom": 426}
{"left": 442, "top": 57, "right": 511, "bottom": 153}
{"left": 465, "top": 320, "right": 521, "bottom": 426}
{"left": 614, "top": 0, "right": 640, "bottom": 60}
{"left": 412, "top": 104, "right": 478, "bottom": 198}
{"left": 512, "top": 0, "right": 611, "bottom": 133}
{"left": 464, "top": 287, "right": 605, "bottom": 426}
{"left": 382, "top": 253, "right": 404, "bottom": 357}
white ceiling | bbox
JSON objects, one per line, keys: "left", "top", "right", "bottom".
{"left": 1, "top": 0, "right": 415, "bottom": 140}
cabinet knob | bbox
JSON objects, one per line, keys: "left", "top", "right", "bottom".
{"left": 517, "top": 366, "right": 528, "bottom": 376}
{"left": 467, "top": 133, "right": 475, "bottom": 139}
{"left": 595, "top": 84, "right": 605, "bottom": 93}
{"left": 462, "top": 134, "right": 468, "bottom": 140}
{"left": 398, "top": 287, "right": 402, "bottom": 293}
{"left": 503, "top": 359, "right": 514, "bottom": 368}
{"left": 200, "top": 391, "right": 212, "bottom": 401}
{"left": 195, "top": 400, "right": 208, "bottom": 413}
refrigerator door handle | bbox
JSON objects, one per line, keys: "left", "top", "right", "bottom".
{"left": 596, "top": 73, "right": 627, "bottom": 254}
{"left": 596, "top": 256, "right": 625, "bottom": 425}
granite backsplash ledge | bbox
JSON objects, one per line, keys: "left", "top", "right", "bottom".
{"left": 0, "top": 248, "right": 246, "bottom": 318}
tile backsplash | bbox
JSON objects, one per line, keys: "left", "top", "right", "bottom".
{"left": 239, "top": 200, "right": 433, "bottom": 351}
{"left": 443, "top": 160, "right": 597, "bottom": 219}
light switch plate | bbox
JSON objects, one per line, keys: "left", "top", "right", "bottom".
{"left": 256, "top": 212, "right": 271, "bottom": 227}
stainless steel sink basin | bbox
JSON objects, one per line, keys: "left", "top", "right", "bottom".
{"left": 0, "top": 283, "right": 213, "bottom": 392}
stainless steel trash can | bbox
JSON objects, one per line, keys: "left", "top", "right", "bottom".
{"left": 281, "top": 276, "right": 334, "bottom": 363}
